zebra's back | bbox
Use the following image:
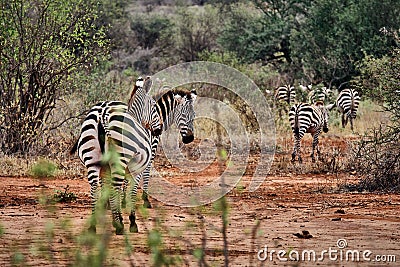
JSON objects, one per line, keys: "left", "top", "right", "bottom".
{"left": 336, "top": 89, "right": 360, "bottom": 118}
{"left": 275, "top": 85, "right": 296, "bottom": 105}
{"left": 289, "top": 103, "right": 324, "bottom": 138}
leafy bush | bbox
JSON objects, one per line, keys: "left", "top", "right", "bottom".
{"left": 349, "top": 31, "right": 400, "bottom": 191}
{"left": 0, "top": 0, "right": 109, "bottom": 155}
{"left": 31, "top": 159, "right": 58, "bottom": 178}
{"left": 350, "top": 127, "right": 400, "bottom": 191}
{"left": 130, "top": 14, "right": 172, "bottom": 50}
{"left": 53, "top": 186, "right": 77, "bottom": 203}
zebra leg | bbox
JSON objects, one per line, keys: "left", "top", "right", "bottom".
{"left": 142, "top": 165, "right": 152, "bottom": 208}
{"left": 109, "top": 167, "right": 125, "bottom": 235}
{"left": 311, "top": 131, "right": 320, "bottom": 163}
{"left": 341, "top": 113, "right": 346, "bottom": 128}
{"left": 343, "top": 114, "right": 349, "bottom": 128}
{"left": 87, "top": 165, "right": 102, "bottom": 233}
{"left": 129, "top": 173, "right": 142, "bottom": 233}
{"left": 291, "top": 142, "right": 297, "bottom": 163}
{"left": 350, "top": 117, "right": 354, "bottom": 131}
{"left": 121, "top": 178, "right": 129, "bottom": 209}
{"left": 291, "top": 137, "right": 302, "bottom": 163}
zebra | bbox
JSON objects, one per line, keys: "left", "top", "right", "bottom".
{"left": 275, "top": 84, "right": 296, "bottom": 105}
{"left": 334, "top": 88, "right": 361, "bottom": 131}
{"left": 127, "top": 88, "right": 197, "bottom": 232}
{"left": 274, "top": 84, "right": 296, "bottom": 118}
{"left": 70, "top": 79, "right": 162, "bottom": 235}
{"left": 289, "top": 101, "right": 334, "bottom": 163}
{"left": 308, "top": 86, "right": 332, "bottom": 104}
{"left": 127, "top": 76, "right": 162, "bottom": 136}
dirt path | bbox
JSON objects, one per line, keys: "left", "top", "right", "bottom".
{"left": 1, "top": 158, "right": 400, "bottom": 266}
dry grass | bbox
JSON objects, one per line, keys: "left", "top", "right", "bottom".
{"left": 0, "top": 100, "right": 391, "bottom": 178}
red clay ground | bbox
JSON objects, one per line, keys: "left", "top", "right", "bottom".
{"left": 1, "top": 145, "right": 400, "bottom": 266}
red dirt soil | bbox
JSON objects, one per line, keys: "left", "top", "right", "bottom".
{"left": 1, "top": 149, "right": 400, "bottom": 266}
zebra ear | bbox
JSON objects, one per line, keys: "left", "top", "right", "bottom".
{"left": 143, "top": 76, "right": 152, "bottom": 93}
{"left": 191, "top": 89, "right": 197, "bottom": 101}
{"left": 136, "top": 76, "right": 144, "bottom": 88}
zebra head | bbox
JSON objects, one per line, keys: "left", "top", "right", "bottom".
{"left": 173, "top": 89, "right": 197, "bottom": 144}
{"left": 129, "top": 76, "right": 163, "bottom": 136}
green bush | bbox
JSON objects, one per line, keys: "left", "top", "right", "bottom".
{"left": 53, "top": 186, "right": 77, "bottom": 203}
{"left": 31, "top": 159, "right": 58, "bottom": 178}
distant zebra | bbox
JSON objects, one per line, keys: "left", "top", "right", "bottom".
{"left": 70, "top": 79, "right": 162, "bottom": 234}
{"left": 335, "top": 88, "right": 360, "bottom": 131}
{"left": 127, "top": 88, "right": 197, "bottom": 232}
{"left": 289, "top": 101, "right": 334, "bottom": 163}
{"left": 274, "top": 84, "right": 296, "bottom": 118}
{"left": 275, "top": 85, "right": 296, "bottom": 105}
{"left": 308, "top": 86, "right": 332, "bottom": 104}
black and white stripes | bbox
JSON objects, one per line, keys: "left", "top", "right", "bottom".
{"left": 128, "top": 89, "right": 197, "bottom": 212}
{"left": 127, "top": 77, "right": 162, "bottom": 136}
{"left": 335, "top": 89, "right": 360, "bottom": 131}
{"left": 275, "top": 84, "right": 296, "bottom": 105}
{"left": 308, "top": 86, "right": 332, "bottom": 104}
{"left": 70, "top": 78, "right": 162, "bottom": 234}
{"left": 289, "top": 102, "right": 334, "bottom": 163}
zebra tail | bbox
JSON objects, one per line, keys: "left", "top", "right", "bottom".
{"left": 70, "top": 139, "right": 78, "bottom": 155}
{"left": 294, "top": 114, "right": 300, "bottom": 138}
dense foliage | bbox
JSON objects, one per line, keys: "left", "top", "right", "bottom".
{"left": 0, "top": 0, "right": 110, "bottom": 154}
{"left": 1, "top": 0, "right": 399, "bottom": 158}
{"left": 350, "top": 32, "right": 400, "bottom": 191}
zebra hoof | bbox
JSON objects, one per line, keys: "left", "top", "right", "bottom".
{"left": 143, "top": 200, "right": 152, "bottom": 209}
{"left": 88, "top": 225, "right": 96, "bottom": 233}
{"left": 113, "top": 221, "right": 124, "bottom": 235}
{"left": 129, "top": 223, "right": 138, "bottom": 233}
{"left": 115, "top": 225, "right": 124, "bottom": 235}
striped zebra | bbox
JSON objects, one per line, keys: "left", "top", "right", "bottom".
{"left": 335, "top": 88, "right": 360, "bottom": 131}
{"left": 127, "top": 76, "right": 162, "bottom": 136}
{"left": 289, "top": 101, "right": 334, "bottom": 163}
{"left": 275, "top": 84, "right": 296, "bottom": 105}
{"left": 308, "top": 86, "right": 332, "bottom": 104}
{"left": 274, "top": 84, "right": 296, "bottom": 118}
{"left": 127, "top": 88, "right": 197, "bottom": 232}
{"left": 70, "top": 79, "right": 162, "bottom": 234}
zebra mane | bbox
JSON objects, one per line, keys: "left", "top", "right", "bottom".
{"left": 128, "top": 76, "right": 151, "bottom": 106}
{"left": 153, "top": 88, "right": 195, "bottom": 101}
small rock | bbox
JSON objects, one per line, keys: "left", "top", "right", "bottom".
{"left": 334, "top": 209, "right": 345, "bottom": 214}
{"left": 293, "top": 230, "right": 313, "bottom": 239}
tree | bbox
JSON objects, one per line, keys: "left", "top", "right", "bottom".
{"left": 290, "top": 0, "right": 400, "bottom": 85}
{"left": 0, "top": 0, "right": 109, "bottom": 154}
{"left": 219, "top": 1, "right": 302, "bottom": 64}
{"left": 173, "top": 6, "right": 221, "bottom": 62}
{"left": 350, "top": 30, "right": 400, "bottom": 191}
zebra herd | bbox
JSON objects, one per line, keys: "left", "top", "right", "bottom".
{"left": 70, "top": 76, "right": 197, "bottom": 234}
{"left": 274, "top": 84, "right": 361, "bottom": 163}
{"left": 70, "top": 75, "right": 360, "bottom": 234}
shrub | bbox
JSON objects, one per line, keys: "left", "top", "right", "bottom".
{"left": 31, "top": 159, "right": 58, "bottom": 178}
